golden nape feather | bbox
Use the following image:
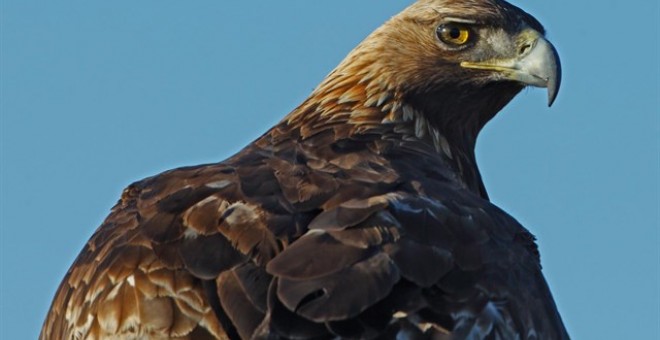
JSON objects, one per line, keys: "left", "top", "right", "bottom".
{"left": 42, "top": 0, "right": 567, "bottom": 339}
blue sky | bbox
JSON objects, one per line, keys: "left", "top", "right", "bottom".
{"left": 1, "top": 1, "right": 658, "bottom": 338}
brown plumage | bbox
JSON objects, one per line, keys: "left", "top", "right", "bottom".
{"left": 41, "top": 0, "right": 567, "bottom": 339}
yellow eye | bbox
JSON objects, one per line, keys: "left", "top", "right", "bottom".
{"left": 437, "top": 24, "right": 472, "bottom": 46}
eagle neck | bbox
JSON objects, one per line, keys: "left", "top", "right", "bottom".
{"left": 274, "top": 77, "right": 490, "bottom": 198}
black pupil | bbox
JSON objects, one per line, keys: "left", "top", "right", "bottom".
{"left": 448, "top": 27, "right": 461, "bottom": 39}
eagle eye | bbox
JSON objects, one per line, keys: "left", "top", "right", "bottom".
{"left": 437, "top": 23, "right": 472, "bottom": 47}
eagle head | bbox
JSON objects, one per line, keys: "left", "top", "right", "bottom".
{"left": 288, "top": 0, "right": 561, "bottom": 146}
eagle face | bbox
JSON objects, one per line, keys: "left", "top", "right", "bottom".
{"left": 41, "top": 1, "right": 569, "bottom": 339}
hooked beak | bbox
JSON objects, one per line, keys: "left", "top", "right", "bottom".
{"left": 460, "top": 29, "right": 562, "bottom": 106}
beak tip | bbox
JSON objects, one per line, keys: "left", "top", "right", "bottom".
{"left": 547, "top": 89, "right": 557, "bottom": 107}
{"left": 546, "top": 69, "right": 561, "bottom": 107}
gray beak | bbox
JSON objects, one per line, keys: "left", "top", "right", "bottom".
{"left": 510, "top": 36, "right": 562, "bottom": 106}
{"left": 460, "top": 30, "right": 562, "bottom": 106}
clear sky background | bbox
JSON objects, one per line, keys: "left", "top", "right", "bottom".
{"left": 1, "top": 1, "right": 658, "bottom": 338}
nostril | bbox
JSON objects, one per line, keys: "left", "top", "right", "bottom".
{"left": 519, "top": 43, "right": 532, "bottom": 55}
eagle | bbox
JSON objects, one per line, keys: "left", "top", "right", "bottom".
{"left": 41, "top": 0, "right": 568, "bottom": 339}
